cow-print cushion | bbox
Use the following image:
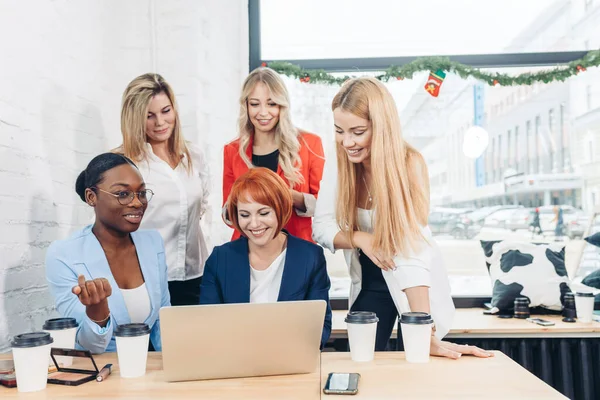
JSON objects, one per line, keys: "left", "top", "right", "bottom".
{"left": 480, "top": 240, "right": 570, "bottom": 312}
{"left": 581, "top": 269, "right": 600, "bottom": 310}
{"left": 584, "top": 232, "right": 600, "bottom": 247}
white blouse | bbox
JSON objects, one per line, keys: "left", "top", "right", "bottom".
{"left": 137, "top": 143, "right": 210, "bottom": 281}
{"left": 120, "top": 283, "right": 151, "bottom": 324}
{"left": 249, "top": 250, "right": 287, "bottom": 304}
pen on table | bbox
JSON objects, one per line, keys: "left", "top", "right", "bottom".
{"left": 96, "top": 364, "right": 112, "bottom": 382}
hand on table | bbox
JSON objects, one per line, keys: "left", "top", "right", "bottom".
{"left": 430, "top": 335, "right": 494, "bottom": 359}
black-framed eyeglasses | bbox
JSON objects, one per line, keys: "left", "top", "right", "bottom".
{"left": 91, "top": 187, "right": 154, "bottom": 205}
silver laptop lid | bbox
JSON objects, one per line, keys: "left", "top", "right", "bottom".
{"left": 160, "top": 300, "right": 326, "bottom": 382}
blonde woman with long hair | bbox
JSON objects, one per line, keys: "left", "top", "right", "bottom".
{"left": 119, "top": 73, "right": 210, "bottom": 306}
{"left": 313, "top": 77, "right": 493, "bottom": 359}
{"left": 223, "top": 67, "right": 325, "bottom": 242}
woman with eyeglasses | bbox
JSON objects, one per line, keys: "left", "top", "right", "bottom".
{"left": 45, "top": 153, "right": 170, "bottom": 353}
{"left": 118, "top": 73, "right": 210, "bottom": 306}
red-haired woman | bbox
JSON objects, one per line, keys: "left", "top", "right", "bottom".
{"left": 200, "top": 168, "right": 331, "bottom": 349}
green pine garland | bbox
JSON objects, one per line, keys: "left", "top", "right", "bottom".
{"left": 265, "top": 49, "right": 600, "bottom": 86}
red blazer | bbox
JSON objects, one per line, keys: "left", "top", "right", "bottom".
{"left": 223, "top": 132, "right": 325, "bottom": 242}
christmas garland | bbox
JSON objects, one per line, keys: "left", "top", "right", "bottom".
{"left": 263, "top": 49, "right": 600, "bottom": 88}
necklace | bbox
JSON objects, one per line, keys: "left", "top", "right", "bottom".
{"left": 362, "top": 175, "right": 372, "bottom": 207}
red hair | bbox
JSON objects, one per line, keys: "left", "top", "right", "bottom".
{"left": 227, "top": 168, "right": 293, "bottom": 236}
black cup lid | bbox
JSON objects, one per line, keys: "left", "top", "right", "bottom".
{"left": 345, "top": 311, "right": 379, "bottom": 324}
{"left": 43, "top": 317, "right": 78, "bottom": 330}
{"left": 114, "top": 323, "right": 151, "bottom": 337}
{"left": 575, "top": 292, "right": 594, "bottom": 297}
{"left": 11, "top": 332, "right": 54, "bottom": 348}
{"left": 400, "top": 312, "right": 433, "bottom": 325}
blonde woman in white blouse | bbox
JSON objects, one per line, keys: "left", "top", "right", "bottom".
{"left": 313, "top": 77, "right": 493, "bottom": 358}
{"left": 118, "top": 73, "right": 210, "bottom": 306}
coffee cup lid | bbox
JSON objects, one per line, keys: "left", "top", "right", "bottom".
{"left": 11, "top": 332, "right": 54, "bottom": 348}
{"left": 114, "top": 323, "right": 151, "bottom": 337}
{"left": 345, "top": 311, "right": 379, "bottom": 324}
{"left": 400, "top": 312, "right": 433, "bottom": 325}
{"left": 43, "top": 317, "right": 78, "bottom": 330}
{"left": 575, "top": 292, "right": 594, "bottom": 297}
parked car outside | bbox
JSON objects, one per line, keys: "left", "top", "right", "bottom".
{"left": 565, "top": 209, "right": 590, "bottom": 239}
{"left": 505, "top": 208, "right": 535, "bottom": 231}
{"left": 484, "top": 208, "right": 522, "bottom": 229}
{"left": 429, "top": 208, "right": 473, "bottom": 238}
{"left": 461, "top": 205, "right": 523, "bottom": 238}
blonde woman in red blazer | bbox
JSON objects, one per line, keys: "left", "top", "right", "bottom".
{"left": 223, "top": 67, "right": 325, "bottom": 242}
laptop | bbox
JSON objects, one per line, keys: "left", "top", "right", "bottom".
{"left": 159, "top": 300, "right": 326, "bottom": 382}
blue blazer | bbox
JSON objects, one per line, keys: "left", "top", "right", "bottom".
{"left": 200, "top": 233, "right": 332, "bottom": 349}
{"left": 45, "top": 225, "right": 170, "bottom": 353}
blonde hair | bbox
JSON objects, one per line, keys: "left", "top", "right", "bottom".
{"left": 331, "top": 77, "right": 430, "bottom": 257}
{"left": 237, "top": 67, "right": 302, "bottom": 188}
{"left": 119, "top": 73, "right": 192, "bottom": 171}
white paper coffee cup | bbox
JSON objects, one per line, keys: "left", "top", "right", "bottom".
{"left": 115, "top": 323, "right": 151, "bottom": 378}
{"left": 575, "top": 292, "right": 595, "bottom": 323}
{"left": 11, "top": 332, "right": 53, "bottom": 392}
{"left": 43, "top": 317, "right": 78, "bottom": 367}
{"left": 345, "top": 311, "right": 379, "bottom": 362}
{"left": 400, "top": 312, "right": 432, "bottom": 363}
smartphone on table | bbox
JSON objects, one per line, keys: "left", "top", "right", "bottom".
{"left": 323, "top": 372, "right": 360, "bottom": 395}
{"left": 526, "top": 318, "right": 555, "bottom": 326}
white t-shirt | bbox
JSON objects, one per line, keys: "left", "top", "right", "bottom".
{"left": 137, "top": 143, "right": 210, "bottom": 281}
{"left": 249, "top": 250, "right": 287, "bottom": 303}
{"left": 120, "top": 283, "right": 151, "bottom": 324}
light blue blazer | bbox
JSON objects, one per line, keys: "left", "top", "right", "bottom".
{"left": 45, "top": 225, "right": 170, "bottom": 353}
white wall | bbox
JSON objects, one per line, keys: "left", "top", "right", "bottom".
{"left": 0, "top": 0, "right": 248, "bottom": 352}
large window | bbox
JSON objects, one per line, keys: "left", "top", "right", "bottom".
{"left": 259, "top": 0, "right": 586, "bottom": 60}
{"left": 281, "top": 68, "right": 590, "bottom": 298}
{"left": 256, "top": 0, "right": 599, "bottom": 299}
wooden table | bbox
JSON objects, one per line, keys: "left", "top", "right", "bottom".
{"left": 332, "top": 308, "right": 600, "bottom": 339}
{"left": 321, "top": 351, "right": 566, "bottom": 399}
{"left": 448, "top": 308, "right": 600, "bottom": 338}
{"left": 0, "top": 351, "right": 566, "bottom": 399}
{"left": 0, "top": 352, "right": 321, "bottom": 399}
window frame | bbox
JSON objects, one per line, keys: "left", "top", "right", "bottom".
{"left": 248, "top": 0, "right": 588, "bottom": 307}
{"left": 249, "top": 1, "right": 587, "bottom": 71}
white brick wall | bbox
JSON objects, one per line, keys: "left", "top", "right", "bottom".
{"left": 0, "top": 0, "right": 248, "bottom": 352}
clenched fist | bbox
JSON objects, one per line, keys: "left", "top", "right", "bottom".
{"left": 72, "top": 275, "right": 112, "bottom": 305}
{"left": 72, "top": 275, "right": 112, "bottom": 326}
